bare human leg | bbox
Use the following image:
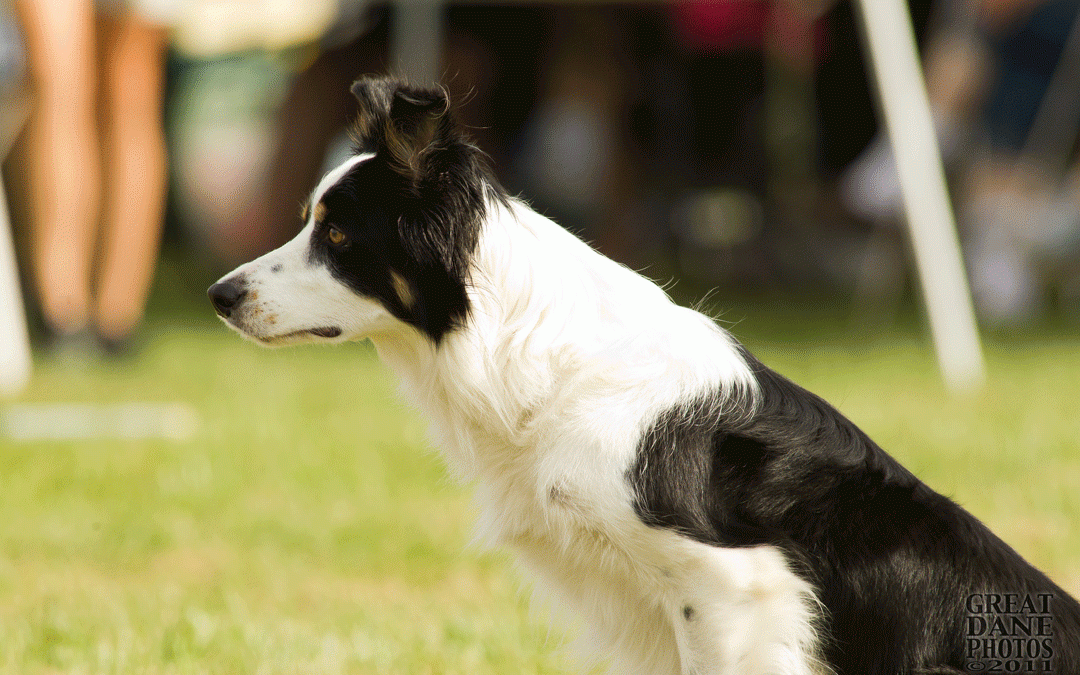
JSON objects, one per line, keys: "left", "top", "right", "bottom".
{"left": 93, "top": 9, "right": 167, "bottom": 345}
{"left": 15, "top": 0, "right": 101, "bottom": 338}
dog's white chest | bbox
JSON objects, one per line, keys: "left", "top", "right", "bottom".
{"left": 467, "top": 456, "right": 824, "bottom": 675}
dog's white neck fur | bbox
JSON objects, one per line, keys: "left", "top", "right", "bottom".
{"left": 367, "top": 193, "right": 824, "bottom": 675}
{"left": 370, "top": 194, "right": 754, "bottom": 481}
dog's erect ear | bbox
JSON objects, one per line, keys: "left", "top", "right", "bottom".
{"left": 350, "top": 77, "right": 395, "bottom": 140}
{"left": 350, "top": 77, "right": 450, "bottom": 189}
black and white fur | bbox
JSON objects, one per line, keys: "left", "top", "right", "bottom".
{"left": 209, "top": 78, "right": 1080, "bottom": 675}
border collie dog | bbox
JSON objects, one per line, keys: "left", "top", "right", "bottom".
{"left": 209, "top": 77, "right": 1080, "bottom": 674}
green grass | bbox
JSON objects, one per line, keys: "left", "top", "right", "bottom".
{"left": 1, "top": 301, "right": 1079, "bottom": 674}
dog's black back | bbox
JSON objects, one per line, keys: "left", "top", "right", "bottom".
{"left": 632, "top": 347, "right": 1080, "bottom": 674}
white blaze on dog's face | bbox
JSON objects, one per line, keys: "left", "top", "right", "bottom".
{"left": 208, "top": 153, "right": 391, "bottom": 346}
{"left": 209, "top": 79, "right": 487, "bottom": 347}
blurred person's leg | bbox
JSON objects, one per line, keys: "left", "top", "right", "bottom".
{"left": 94, "top": 9, "right": 167, "bottom": 345}
{"left": 245, "top": 18, "right": 388, "bottom": 262}
{"left": 251, "top": 45, "right": 362, "bottom": 259}
{"left": 15, "top": 0, "right": 101, "bottom": 338}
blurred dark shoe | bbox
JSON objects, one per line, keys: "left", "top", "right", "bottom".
{"left": 41, "top": 328, "right": 97, "bottom": 363}
{"left": 96, "top": 332, "right": 138, "bottom": 359}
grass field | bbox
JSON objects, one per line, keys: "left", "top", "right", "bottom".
{"left": 2, "top": 290, "right": 1079, "bottom": 674}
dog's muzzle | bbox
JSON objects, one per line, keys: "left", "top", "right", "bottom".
{"left": 208, "top": 279, "right": 246, "bottom": 319}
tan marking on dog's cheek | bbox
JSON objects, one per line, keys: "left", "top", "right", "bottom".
{"left": 391, "top": 271, "right": 415, "bottom": 309}
{"left": 313, "top": 202, "right": 327, "bottom": 223}
{"left": 248, "top": 290, "right": 258, "bottom": 302}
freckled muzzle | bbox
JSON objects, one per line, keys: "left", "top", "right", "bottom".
{"left": 208, "top": 271, "right": 346, "bottom": 344}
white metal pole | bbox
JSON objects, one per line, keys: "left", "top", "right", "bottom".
{"left": 0, "top": 178, "right": 31, "bottom": 398}
{"left": 855, "top": 0, "right": 985, "bottom": 392}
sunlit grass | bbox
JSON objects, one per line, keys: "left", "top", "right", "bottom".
{"left": 1, "top": 309, "right": 1078, "bottom": 673}
{"left": 1, "top": 330, "right": 568, "bottom": 675}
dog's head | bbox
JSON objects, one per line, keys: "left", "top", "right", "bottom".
{"left": 208, "top": 77, "right": 490, "bottom": 346}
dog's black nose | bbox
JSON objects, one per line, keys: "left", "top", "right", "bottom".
{"left": 208, "top": 281, "right": 246, "bottom": 318}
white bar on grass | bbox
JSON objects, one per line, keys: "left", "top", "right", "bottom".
{"left": 1, "top": 402, "right": 200, "bottom": 441}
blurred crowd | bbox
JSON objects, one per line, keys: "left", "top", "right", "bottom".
{"left": 3, "top": 0, "right": 1080, "bottom": 357}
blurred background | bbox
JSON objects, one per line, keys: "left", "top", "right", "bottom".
{"left": 8, "top": 0, "right": 1080, "bottom": 338}
{"left": 1, "top": 1, "right": 1079, "bottom": 673}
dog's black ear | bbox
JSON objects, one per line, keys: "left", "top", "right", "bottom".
{"left": 350, "top": 77, "right": 395, "bottom": 141}
{"left": 350, "top": 77, "right": 450, "bottom": 190}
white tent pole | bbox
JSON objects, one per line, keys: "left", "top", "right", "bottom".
{"left": 854, "top": 0, "right": 985, "bottom": 392}
{"left": 392, "top": 1, "right": 444, "bottom": 85}
{"left": 0, "top": 177, "right": 31, "bottom": 398}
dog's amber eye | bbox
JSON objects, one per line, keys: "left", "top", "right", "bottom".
{"left": 327, "top": 226, "right": 347, "bottom": 247}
